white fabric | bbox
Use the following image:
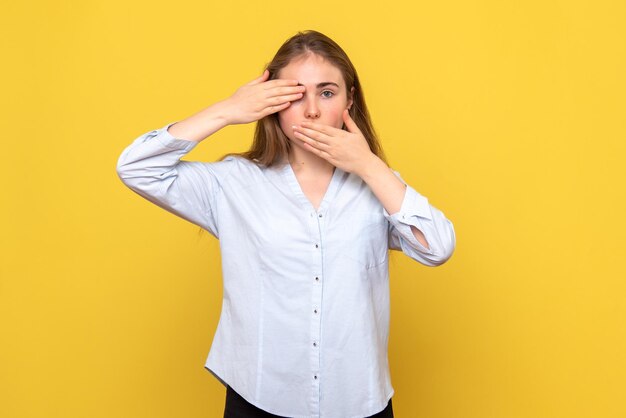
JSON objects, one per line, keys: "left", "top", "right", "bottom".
{"left": 116, "top": 122, "right": 456, "bottom": 417}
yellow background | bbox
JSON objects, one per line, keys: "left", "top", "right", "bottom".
{"left": 1, "top": 1, "right": 624, "bottom": 417}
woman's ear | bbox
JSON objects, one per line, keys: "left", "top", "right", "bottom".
{"left": 347, "top": 86, "right": 355, "bottom": 110}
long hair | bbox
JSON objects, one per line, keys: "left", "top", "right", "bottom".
{"left": 218, "top": 29, "right": 388, "bottom": 167}
{"left": 198, "top": 30, "right": 388, "bottom": 237}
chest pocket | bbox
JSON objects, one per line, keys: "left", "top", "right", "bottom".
{"left": 344, "top": 211, "right": 389, "bottom": 269}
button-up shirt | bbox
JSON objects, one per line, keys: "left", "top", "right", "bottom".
{"left": 116, "top": 122, "right": 456, "bottom": 418}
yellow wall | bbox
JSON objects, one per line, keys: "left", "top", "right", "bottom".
{"left": 1, "top": 1, "right": 624, "bottom": 417}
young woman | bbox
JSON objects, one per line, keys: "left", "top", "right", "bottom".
{"left": 117, "top": 30, "right": 456, "bottom": 418}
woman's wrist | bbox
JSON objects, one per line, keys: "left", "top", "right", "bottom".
{"left": 167, "top": 101, "right": 231, "bottom": 142}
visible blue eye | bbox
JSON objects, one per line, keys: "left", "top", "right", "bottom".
{"left": 321, "top": 90, "right": 335, "bottom": 98}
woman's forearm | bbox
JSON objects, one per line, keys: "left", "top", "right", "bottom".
{"left": 167, "top": 99, "right": 232, "bottom": 142}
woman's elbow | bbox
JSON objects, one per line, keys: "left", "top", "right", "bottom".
{"left": 428, "top": 222, "right": 456, "bottom": 266}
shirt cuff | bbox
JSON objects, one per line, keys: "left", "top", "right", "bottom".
{"left": 152, "top": 121, "right": 200, "bottom": 151}
{"left": 383, "top": 184, "right": 433, "bottom": 222}
{"left": 382, "top": 184, "right": 434, "bottom": 253}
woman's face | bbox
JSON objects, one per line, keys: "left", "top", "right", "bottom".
{"left": 276, "top": 54, "right": 354, "bottom": 147}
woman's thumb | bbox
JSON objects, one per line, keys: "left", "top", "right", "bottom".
{"left": 247, "top": 69, "right": 269, "bottom": 85}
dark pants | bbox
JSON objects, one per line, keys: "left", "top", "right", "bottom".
{"left": 223, "top": 385, "right": 394, "bottom": 418}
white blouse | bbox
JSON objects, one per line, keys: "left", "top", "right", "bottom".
{"left": 116, "top": 122, "right": 456, "bottom": 418}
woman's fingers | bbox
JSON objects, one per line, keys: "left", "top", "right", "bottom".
{"left": 260, "top": 94, "right": 294, "bottom": 112}
{"left": 235, "top": 73, "right": 305, "bottom": 120}
{"left": 262, "top": 78, "right": 301, "bottom": 90}
{"left": 292, "top": 126, "right": 331, "bottom": 144}
{"left": 260, "top": 90, "right": 303, "bottom": 115}
{"left": 293, "top": 131, "right": 331, "bottom": 155}
{"left": 265, "top": 84, "right": 306, "bottom": 98}
{"left": 261, "top": 100, "right": 292, "bottom": 117}
{"left": 268, "top": 92, "right": 303, "bottom": 105}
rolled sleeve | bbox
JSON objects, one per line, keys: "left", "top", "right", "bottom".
{"left": 154, "top": 121, "right": 200, "bottom": 150}
{"left": 383, "top": 171, "right": 456, "bottom": 267}
{"left": 116, "top": 122, "right": 232, "bottom": 238}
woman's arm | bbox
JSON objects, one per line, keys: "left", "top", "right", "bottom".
{"left": 116, "top": 71, "right": 305, "bottom": 235}
{"left": 357, "top": 155, "right": 456, "bottom": 267}
{"left": 359, "top": 155, "right": 430, "bottom": 248}
{"left": 115, "top": 120, "right": 236, "bottom": 237}
{"left": 166, "top": 100, "right": 232, "bottom": 142}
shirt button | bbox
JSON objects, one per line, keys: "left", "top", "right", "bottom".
{"left": 314, "top": 308, "right": 318, "bottom": 314}
{"left": 315, "top": 276, "right": 319, "bottom": 281}
{"left": 314, "top": 375, "right": 318, "bottom": 380}
{"left": 318, "top": 214, "right": 323, "bottom": 218}
{"left": 315, "top": 244, "right": 319, "bottom": 248}
{"left": 313, "top": 342, "right": 317, "bottom": 347}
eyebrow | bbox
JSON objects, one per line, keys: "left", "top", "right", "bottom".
{"left": 297, "top": 82, "right": 340, "bottom": 89}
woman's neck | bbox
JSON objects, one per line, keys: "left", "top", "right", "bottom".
{"left": 288, "top": 146, "right": 335, "bottom": 178}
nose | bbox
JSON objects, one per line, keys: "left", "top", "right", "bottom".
{"left": 303, "top": 95, "right": 320, "bottom": 119}
{"left": 305, "top": 108, "right": 320, "bottom": 119}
